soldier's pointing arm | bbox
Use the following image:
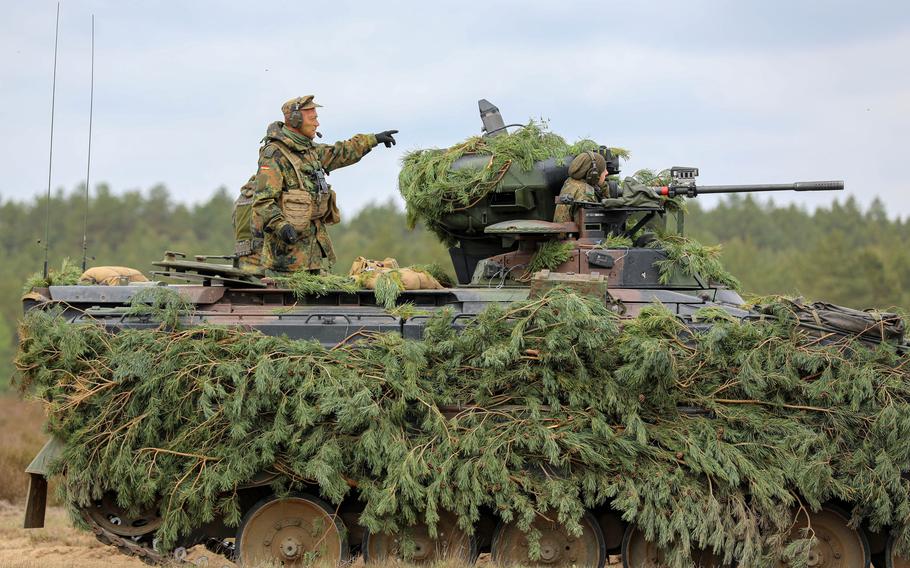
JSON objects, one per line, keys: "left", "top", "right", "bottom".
{"left": 315, "top": 134, "right": 378, "bottom": 172}
{"left": 252, "top": 148, "right": 287, "bottom": 232}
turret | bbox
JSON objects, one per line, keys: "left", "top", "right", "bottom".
{"left": 445, "top": 101, "right": 845, "bottom": 284}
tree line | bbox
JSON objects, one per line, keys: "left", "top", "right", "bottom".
{"left": 1, "top": 185, "right": 906, "bottom": 388}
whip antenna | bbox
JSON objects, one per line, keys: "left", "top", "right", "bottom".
{"left": 42, "top": 2, "right": 61, "bottom": 279}
{"left": 81, "top": 14, "right": 95, "bottom": 272}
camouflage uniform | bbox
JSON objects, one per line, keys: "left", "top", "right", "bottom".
{"left": 553, "top": 152, "right": 605, "bottom": 223}
{"left": 253, "top": 120, "right": 377, "bottom": 273}
{"left": 553, "top": 178, "right": 598, "bottom": 223}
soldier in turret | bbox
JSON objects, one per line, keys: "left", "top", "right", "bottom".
{"left": 252, "top": 95, "right": 398, "bottom": 273}
{"left": 553, "top": 151, "right": 608, "bottom": 223}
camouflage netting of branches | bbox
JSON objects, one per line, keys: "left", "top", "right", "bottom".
{"left": 398, "top": 121, "right": 626, "bottom": 244}
{"left": 14, "top": 288, "right": 910, "bottom": 567}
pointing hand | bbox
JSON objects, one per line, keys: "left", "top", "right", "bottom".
{"left": 375, "top": 130, "right": 399, "bottom": 148}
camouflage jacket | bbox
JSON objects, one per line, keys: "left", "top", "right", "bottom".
{"left": 253, "top": 122, "right": 377, "bottom": 272}
{"left": 553, "top": 178, "right": 597, "bottom": 223}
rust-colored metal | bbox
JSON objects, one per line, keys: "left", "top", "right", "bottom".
{"left": 622, "top": 525, "right": 724, "bottom": 567}
{"left": 775, "top": 507, "right": 869, "bottom": 568}
{"left": 83, "top": 493, "right": 162, "bottom": 537}
{"left": 363, "top": 509, "right": 475, "bottom": 564}
{"left": 491, "top": 511, "right": 606, "bottom": 567}
{"left": 236, "top": 494, "right": 348, "bottom": 567}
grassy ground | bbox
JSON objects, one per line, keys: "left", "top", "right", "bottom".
{"left": 0, "top": 396, "right": 48, "bottom": 505}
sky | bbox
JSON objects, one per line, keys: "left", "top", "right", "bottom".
{"left": 2, "top": 0, "right": 909, "bottom": 217}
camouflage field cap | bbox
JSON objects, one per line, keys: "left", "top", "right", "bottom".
{"left": 281, "top": 95, "right": 322, "bottom": 115}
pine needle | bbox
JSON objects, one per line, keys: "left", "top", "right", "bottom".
{"left": 22, "top": 258, "right": 82, "bottom": 293}
{"left": 522, "top": 241, "right": 575, "bottom": 280}
{"left": 651, "top": 233, "right": 741, "bottom": 290}
{"left": 274, "top": 272, "right": 359, "bottom": 298}
{"left": 14, "top": 290, "right": 910, "bottom": 565}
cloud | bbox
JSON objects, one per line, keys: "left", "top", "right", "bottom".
{"left": 2, "top": 1, "right": 908, "bottom": 220}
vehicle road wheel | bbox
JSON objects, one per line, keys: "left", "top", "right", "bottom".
{"left": 621, "top": 525, "right": 725, "bottom": 567}
{"left": 776, "top": 507, "right": 870, "bottom": 568}
{"left": 491, "top": 511, "right": 606, "bottom": 567}
{"left": 235, "top": 493, "right": 348, "bottom": 567}
{"left": 887, "top": 533, "right": 910, "bottom": 568}
{"left": 363, "top": 509, "right": 476, "bottom": 564}
{"left": 83, "top": 493, "right": 163, "bottom": 537}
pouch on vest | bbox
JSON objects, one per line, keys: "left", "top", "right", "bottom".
{"left": 271, "top": 142, "right": 342, "bottom": 227}
{"left": 282, "top": 189, "right": 315, "bottom": 232}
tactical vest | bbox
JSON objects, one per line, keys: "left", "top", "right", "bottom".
{"left": 268, "top": 141, "right": 341, "bottom": 231}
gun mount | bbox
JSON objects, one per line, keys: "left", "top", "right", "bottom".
{"left": 658, "top": 166, "right": 844, "bottom": 198}
{"left": 443, "top": 106, "right": 845, "bottom": 284}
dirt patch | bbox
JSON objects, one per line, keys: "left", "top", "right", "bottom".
{"left": 0, "top": 501, "right": 148, "bottom": 568}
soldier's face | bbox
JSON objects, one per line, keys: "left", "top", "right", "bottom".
{"left": 301, "top": 108, "right": 319, "bottom": 139}
{"left": 598, "top": 169, "right": 609, "bottom": 185}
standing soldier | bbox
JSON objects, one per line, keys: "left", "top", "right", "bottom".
{"left": 253, "top": 95, "right": 398, "bottom": 273}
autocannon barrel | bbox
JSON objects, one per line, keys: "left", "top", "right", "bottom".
{"left": 660, "top": 180, "right": 844, "bottom": 198}
{"left": 695, "top": 180, "right": 844, "bottom": 194}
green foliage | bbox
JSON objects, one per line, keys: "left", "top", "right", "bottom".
{"left": 15, "top": 289, "right": 910, "bottom": 566}
{"left": 398, "top": 122, "right": 616, "bottom": 243}
{"left": 597, "top": 234, "right": 634, "bottom": 248}
{"left": 274, "top": 272, "right": 359, "bottom": 298}
{"left": 386, "top": 302, "right": 429, "bottom": 320}
{"left": 524, "top": 241, "right": 575, "bottom": 278}
{"left": 3, "top": 183, "right": 910, "bottom": 400}
{"left": 125, "top": 286, "right": 193, "bottom": 329}
{"left": 652, "top": 233, "right": 742, "bottom": 290}
{"left": 372, "top": 271, "right": 405, "bottom": 309}
{"left": 409, "top": 263, "right": 454, "bottom": 288}
{"left": 22, "top": 258, "right": 82, "bottom": 293}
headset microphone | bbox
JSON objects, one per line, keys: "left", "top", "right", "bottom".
{"left": 316, "top": 131, "right": 323, "bottom": 138}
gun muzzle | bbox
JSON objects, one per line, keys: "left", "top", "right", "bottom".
{"left": 793, "top": 180, "right": 844, "bottom": 191}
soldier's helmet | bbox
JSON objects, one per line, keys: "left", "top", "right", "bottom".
{"left": 567, "top": 151, "right": 607, "bottom": 182}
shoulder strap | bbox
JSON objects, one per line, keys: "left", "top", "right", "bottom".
{"left": 268, "top": 140, "right": 311, "bottom": 185}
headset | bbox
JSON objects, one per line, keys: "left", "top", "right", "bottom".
{"left": 584, "top": 151, "right": 601, "bottom": 186}
{"left": 286, "top": 100, "right": 303, "bottom": 129}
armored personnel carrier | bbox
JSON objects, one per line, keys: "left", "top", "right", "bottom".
{"left": 18, "top": 101, "right": 907, "bottom": 568}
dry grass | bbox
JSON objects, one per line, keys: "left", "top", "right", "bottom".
{"left": 0, "top": 396, "right": 49, "bottom": 504}
{"left": 0, "top": 501, "right": 149, "bottom": 567}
